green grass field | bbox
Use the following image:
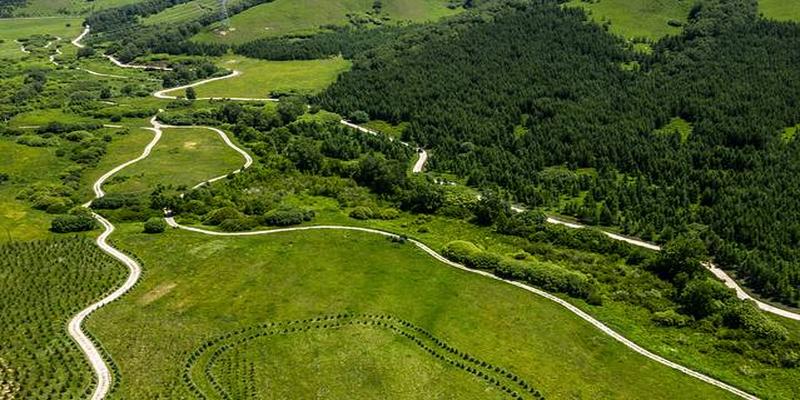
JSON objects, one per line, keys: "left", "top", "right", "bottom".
{"left": 0, "top": 138, "right": 71, "bottom": 241}
{"left": 564, "top": 0, "right": 692, "bottom": 40}
{"left": 104, "top": 126, "right": 246, "bottom": 195}
{"left": 142, "top": 0, "right": 249, "bottom": 25}
{"left": 88, "top": 225, "right": 735, "bottom": 399}
{"left": 9, "top": 0, "right": 142, "bottom": 17}
{"left": 183, "top": 56, "right": 351, "bottom": 98}
{"left": 759, "top": 0, "right": 800, "bottom": 21}
{"left": 192, "top": 0, "right": 460, "bottom": 44}
{"left": 0, "top": 17, "right": 82, "bottom": 60}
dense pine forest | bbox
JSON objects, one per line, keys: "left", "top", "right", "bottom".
{"left": 313, "top": 0, "right": 800, "bottom": 306}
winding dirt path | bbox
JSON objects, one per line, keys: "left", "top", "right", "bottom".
{"left": 153, "top": 70, "right": 275, "bottom": 101}
{"left": 156, "top": 116, "right": 757, "bottom": 400}
{"left": 544, "top": 217, "right": 800, "bottom": 321}
{"left": 68, "top": 111, "right": 763, "bottom": 399}
{"left": 71, "top": 25, "right": 172, "bottom": 72}
{"left": 69, "top": 116, "right": 162, "bottom": 400}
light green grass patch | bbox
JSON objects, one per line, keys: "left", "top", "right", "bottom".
{"left": 104, "top": 127, "right": 246, "bottom": 195}
{"left": 0, "top": 18, "right": 81, "bottom": 60}
{"left": 654, "top": 117, "right": 693, "bottom": 142}
{"left": 142, "top": 0, "right": 249, "bottom": 25}
{"left": 11, "top": 0, "right": 141, "bottom": 17}
{"left": 186, "top": 56, "right": 351, "bottom": 98}
{"left": 781, "top": 124, "right": 798, "bottom": 142}
{"left": 88, "top": 225, "right": 735, "bottom": 399}
{"left": 0, "top": 138, "right": 71, "bottom": 241}
{"left": 361, "top": 119, "right": 408, "bottom": 139}
{"left": 565, "top": 0, "right": 692, "bottom": 40}
{"left": 192, "top": 0, "right": 460, "bottom": 45}
{"left": 9, "top": 108, "right": 103, "bottom": 128}
{"left": 759, "top": 0, "right": 800, "bottom": 22}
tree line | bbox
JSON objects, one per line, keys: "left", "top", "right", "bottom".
{"left": 315, "top": 0, "right": 800, "bottom": 307}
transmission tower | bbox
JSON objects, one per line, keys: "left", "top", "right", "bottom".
{"left": 219, "top": 0, "right": 230, "bottom": 28}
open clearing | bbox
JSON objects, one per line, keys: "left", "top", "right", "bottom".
{"left": 186, "top": 56, "right": 351, "bottom": 98}
{"left": 759, "top": 0, "right": 800, "bottom": 21}
{"left": 564, "top": 0, "right": 692, "bottom": 40}
{"left": 191, "top": 0, "right": 460, "bottom": 44}
{"left": 104, "top": 127, "right": 245, "bottom": 196}
{"left": 0, "top": 138, "right": 69, "bottom": 241}
{"left": 87, "top": 226, "right": 735, "bottom": 399}
{"left": 0, "top": 17, "right": 81, "bottom": 60}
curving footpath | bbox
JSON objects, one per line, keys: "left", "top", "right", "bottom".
{"left": 544, "top": 217, "right": 800, "bottom": 321}
{"left": 153, "top": 70, "right": 275, "bottom": 101}
{"left": 151, "top": 68, "right": 799, "bottom": 321}
{"left": 69, "top": 116, "right": 163, "bottom": 400}
{"left": 72, "top": 25, "right": 172, "bottom": 72}
{"left": 158, "top": 116, "right": 758, "bottom": 400}
{"left": 68, "top": 111, "right": 762, "bottom": 399}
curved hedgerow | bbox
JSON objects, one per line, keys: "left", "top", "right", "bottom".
{"left": 183, "top": 313, "right": 545, "bottom": 400}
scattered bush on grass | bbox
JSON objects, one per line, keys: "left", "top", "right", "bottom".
{"left": 143, "top": 217, "right": 167, "bottom": 234}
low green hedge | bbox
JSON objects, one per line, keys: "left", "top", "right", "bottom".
{"left": 442, "top": 240, "right": 594, "bottom": 299}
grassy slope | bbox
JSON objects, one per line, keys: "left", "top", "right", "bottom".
{"left": 196, "top": 324, "right": 510, "bottom": 399}
{"left": 10, "top": 0, "right": 141, "bottom": 17}
{"left": 0, "top": 139, "right": 70, "bottom": 241}
{"left": 0, "top": 18, "right": 82, "bottom": 60}
{"left": 759, "top": 0, "right": 800, "bottom": 22}
{"left": 88, "top": 225, "right": 735, "bottom": 399}
{"left": 142, "top": 0, "right": 249, "bottom": 25}
{"left": 188, "top": 56, "right": 351, "bottom": 98}
{"left": 104, "top": 127, "right": 245, "bottom": 195}
{"left": 564, "top": 0, "right": 692, "bottom": 40}
{"left": 192, "top": 0, "right": 459, "bottom": 44}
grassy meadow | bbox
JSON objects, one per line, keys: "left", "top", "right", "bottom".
{"left": 183, "top": 56, "right": 351, "bottom": 98}
{"left": 104, "top": 127, "right": 246, "bottom": 196}
{"left": 564, "top": 0, "right": 692, "bottom": 40}
{"left": 88, "top": 225, "right": 736, "bottom": 399}
{"left": 0, "top": 17, "right": 82, "bottom": 60}
{"left": 759, "top": 0, "right": 800, "bottom": 21}
{"left": 0, "top": 138, "right": 70, "bottom": 241}
{"left": 192, "top": 0, "right": 460, "bottom": 44}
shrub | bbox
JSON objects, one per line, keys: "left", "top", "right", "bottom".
{"left": 143, "top": 218, "right": 166, "bottom": 234}
{"left": 376, "top": 208, "right": 400, "bottom": 220}
{"left": 51, "top": 213, "right": 96, "bottom": 233}
{"left": 348, "top": 110, "right": 370, "bottom": 123}
{"left": 652, "top": 309, "right": 692, "bottom": 327}
{"left": 442, "top": 240, "right": 593, "bottom": 299}
{"left": 262, "top": 206, "right": 314, "bottom": 226}
{"left": 722, "top": 301, "right": 788, "bottom": 341}
{"left": 349, "top": 206, "right": 373, "bottom": 220}
{"left": 219, "top": 218, "right": 257, "bottom": 232}
{"left": 90, "top": 194, "right": 139, "bottom": 210}
{"left": 203, "top": 207, "right": 242, "bottom": 226}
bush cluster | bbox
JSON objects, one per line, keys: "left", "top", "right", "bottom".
{"left": 442, "top": 241, "right": 594, "bottom": 300}
{"left": 348, "top": 206, "right": 400, "bottom": 220}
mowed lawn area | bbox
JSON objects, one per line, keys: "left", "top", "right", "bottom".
{"left": 0, "top": 17, "right": 82, "bottom": 59}
{"left": 183, "top": 56, "right": 351, "bottom": 98}
{"left": 759, "top": 0, "right": 800, "bottom": 21}
{"left": 87, "top": 226, "right": 736, "bottom": 399}
{"left": 192, "top": 0, "right": 460, "bottom": 44}
{"left": 564, "top": 0, "right": 692, "bottom": 40}
{"left": 104, "top": 127, "right": 246, "bottom": 196}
